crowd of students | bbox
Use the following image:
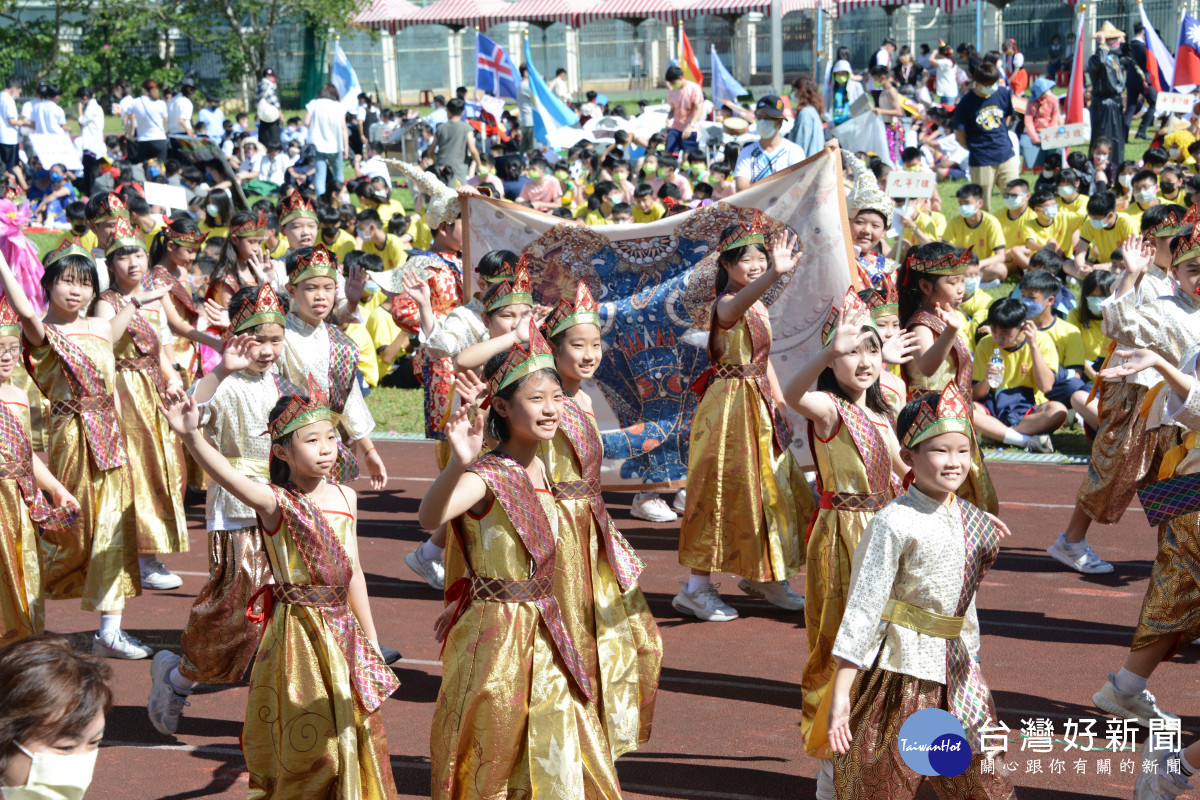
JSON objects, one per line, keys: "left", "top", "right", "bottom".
{"left": 2, "top": 21, "right": 1200, "bottom": 799}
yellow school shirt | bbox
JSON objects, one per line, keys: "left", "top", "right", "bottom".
{"left": 1036, "top": 316, "right": 1086, "bottom": 371}
{"left": 407, "top": 216, "right": 433, "bottom": 252}
{"left": 1057, "top": 192, "right": 1089, "bottom": 215}
{"left": 1125, "top": 199, "right": 1157, "bottom": 224}
{"left": 973, "top": 332, "right": 1059, "bottom": 404}
{"left": 340, "top": 322, "right": 378, "bottom": 387}
{"left": 1066, "top": 307, "right": 1111, "bottom": 365}
{"left": 633, "top": 202, "right": 665, "bottom": 224}
{"left": 1078, "top": 213, "right": 1137, "bottom": 264}
{"left": 365, "top": 306, "right": 407, "bottom": 377}
{"left": 72, "top": 229, "right": 99, "bottom": 253}
{"left": 361, "top": 233, "right": 408, "bottom": 271}
{"left": 997, "top": 207, "right": 1032, "bottom": 250}
{"left": 376, "top": 199, "right": 404, "bottom": 225}
{"left": 943, "top": 212, "right": 1006, "bottom": 256}
{"left": 200, "top": 223, "right": 229, "bottom": 240}
{"left": 320, "top": 229, "right": 358, "bottom": 261}
{"left": 360, "top": 289, "right": 386, "bottom": 317}
{"left": 960, "top": 290, "right": 993, "bottom": 321}
{"left": 268, "top": 237, "right": 288, "bottom": 260}
{"left": 142, "top": 222, "right": 164, "bottom": 251}
{"left": 1025, "top": 212, "right": 1080, "bottom": 255}
{"left": 902, "top": 210, "right": 947, "bottom": 246}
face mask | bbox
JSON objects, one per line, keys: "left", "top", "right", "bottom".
{"left": 614, "top": 171, "right": 628, "bottom": 182}
{"left": 321, "top": 226, "right": 339, "bottom": 239}
{"left": 1021, "top": 297, "right": 1045, "bottom": 317}
{"left": 49, "top": 172, "right": 63, "bottom": 183}
{"left": 1163, "top": 182, "right": 1179, "bottom": 194}
{"left": 527, "top": 170, "right": 542, "bottom": 181}
{"left": 1093, "top": 153, "right": 1108, "bottom": 165}
{"left": 1135, "top": 188, "right": 1157, "bottom": 204}
{"left": 905, "top": 165, "right": 921, "bottom": 172}
{"left": 977, "top": 83, "right": 998, "bottom": 97}
{"left": 206, "top": 204, "right": 220, "bottom": 217}
{"left": 2, "top": 743, "right": 98, "bottom": 800}
{"left": 364, "top": 280, "right": 380, "bottom": 295}
{"left": 755, "top": 120, "right": 778, "bottom": 139}
{"left": 1057, "top": 185, "right": 1074, "bottom": 199}
{"left": 1090, "top": 216, "right": 1111, "bottom": 229}
{"left": 834, "top": 74, "right": 850, "bottom": 85}
{"left": 958, "top": 203, "right": 977, "bottom": 218}
{"left": 608, "top": 193, "right": 622, "bottom": 204}
{"left": 964, "top": 276, "right": 981, "bottom": 296}
{"left": 1003, "top": 194, "right": 1026, "bottom": 210}
{"left": 1086, "top": 296, "right": 1105, "bottom": 315}
{"left": 1170, "top": 148, "right": 1182, "bottom": 159}
{"left": 477, "top": 165, "right": 492, "bottom": 176}
{"left": 656, "top": 167, "right": 668, "bottom": 178}
{"left": 554, "top": 169, "right": 569, "bottom": 181}
{"left": 356, "top": 227, "right": 371, "bottom": 240}
{"left": 1118, "top": 173, "right": 1133, "bottom": 188}
{"left": 708, "top": 174, "right": 723, "bottom": 186}
{"left": 70, "top": 223, "right": 88, "bottom": 235}
{"left": 1042, "top": 204, "right": 1059, "bottom": 219}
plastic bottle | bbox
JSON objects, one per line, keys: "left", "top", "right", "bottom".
{"left": 987, "top": 348, "right": 1004, "bottom": 389}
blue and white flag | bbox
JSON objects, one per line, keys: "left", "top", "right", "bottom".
{"left": 332, "top": 41, "right": 363, "bottom": 111}
{"left": 523, "top": 38, "right": 579, "bottom": 146}
{"left": 710, "top": 45, "right": 746, "bottom": 107}
{"left": 475, "top": 32, "right": 519, "bottom": 101}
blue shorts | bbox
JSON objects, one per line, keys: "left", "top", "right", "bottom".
{"left": 665, "top": 128, "right": 699, "bottom": 155}
{"left": 980, "top": 387, "right": 1037, "bottom": 427}
{"left": 1045, "top": 368, "right": 1087, "bottom": 406}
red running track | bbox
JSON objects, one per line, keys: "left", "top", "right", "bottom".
{"left": 52, "top": 442, "right": 1200, "bottom": 799}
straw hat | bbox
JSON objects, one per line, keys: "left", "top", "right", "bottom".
{"left": 1094, "top": 21, "right": 1125, "bottom": 40}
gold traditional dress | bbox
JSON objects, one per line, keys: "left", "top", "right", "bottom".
{"left": 542, "top": 398, "right": 662, "bottom": 756}
{"left": 245, "top": 484, "right": 399, "bottom": 799}
{"left": 151, "top": 265, "right": 205, "bottom": 490}
{"left": 25, "top": 325, "right": 139, "bottom": 611}
{"left": 905, "top": 309, "right": 999, "bottom": 515}
{"left": 8, "top": 363, "right": 48, "bottom": 452}
{"left": 679, "top": 303, "right": 809, "bottom": 580}
{"left": 434, "top": 452, "right": 623, "bottom": 800}
{"left": 801, "top": 396, "right": 900, "bottom": 759}
{"left": 101, "top": 290, "right": 189, "bottom": 555}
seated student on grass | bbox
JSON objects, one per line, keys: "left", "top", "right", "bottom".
{"left": 355, "top": 207, "right": 407, "bottom": 271}
{"left": 632, "top": 183, "right": 665, "bottom": 223}
{"left": 957, "top": 249, "right": 992, "bottom": 344}
{"left": 1023, "top": 190, "right": 1080, "bottom": 260}
{"left": 1126, "top": 169, "right": 1160, "bottom": 223}
{"left": 972, "top": 297, "right": 1067, "bottom": 451}
{"left": 997, "top": 178, "right": 1034, "bottom": 277}
{"left": 1055, "top": 167, "right": 1089, "bottom": 216}
{"left": 943, "top": 183, "right": 1007, "bottom": 283}
{"left": 1019, "top": 269, "right": 1094, "bottom": 429}
{"left": 1071, "top": 191, "right": 1136, "bottom": 278}
{"left": 611, "top": 202, "right": 634, "bottom": 224}
{"left": 1159, "top": 163, "right": 1186, "bottom": 203}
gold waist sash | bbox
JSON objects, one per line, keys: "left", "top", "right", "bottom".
{"left": 227, "top": 457, "right": 270, "bottom": 479}
{"left": 881, "top": 599, "right": 964, "bottom": 639}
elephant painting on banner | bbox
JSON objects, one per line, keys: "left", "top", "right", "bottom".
{"left": 461, "top": 146, "right": 858, "bottom": 490}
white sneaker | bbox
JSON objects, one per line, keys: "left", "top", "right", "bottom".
{"left": 405, "top": 546, "right": 445, "bottom": 591}
{"left": 672, "top": 489, "right": 687, "bottom": 512}
{"left": 631, "top": 492, "right": 678, "bottom": 523}
{"left": 1047, "top": 533, "right": 1114, "bottom": 574}
{"left": 93, "top": 630, "right": 153, "bottom": 660}
{"left": 1025, "top": 434, "right": 1055, "bottom": 454}
{"left": 1135, "top": 737, "right": 1192, "bottom": 799}
{"left": 141, "top": 560, "right": 183, "bottom": 590}
{"left": 738, "top": 577, "right": 805, "bottom": 611}
{"left": 147, "top": 651, "right": 190, "bottom": 735}
{"left": 1093, "top": 673, "right": 1179, "bottom": 728}
{"left": 672, "top": 581, "right": 739, "bottom": 622}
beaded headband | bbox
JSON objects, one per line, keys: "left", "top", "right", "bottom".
{"left": 720, "top": 209, "right": 767, "bottom": 253}
{"left": 162, "top": 222, "right": 208, "bottom": 248}
{"left": 105, "top": 216, "right": 148, "bottom": 256}
{"left": 231, "top": 282, "right": 287, "bottom": 334}
{"left": 0, "top": 296, "right": 18, "bottom": 339}
{"left": 268, "top": 374, "right": 334, "bottom": 440}
{"left": 821, "top": 287, "right": 879, "bottom": 346}
{"left": 289, "top": 243, "right": 339, "bottom": 285}
{"left": 279, "top": 192, "right": 318, "bottom": 226}
{"left": 485, "top": 263, "right": 532, "bottom": 312}
{"left": 231, "top": 210, "right": 268, "bottom": 238}
{"left": 901, "top": 244, "right": 974, "bottom": 285}
{"left": 545, "top": 281, "right": 602, "bottom": 339}
{"left": 87, "top": 192, "right": 129, "bottom": 224}
{"left": 864, "top": 274, "right": 899, "bottom": 320}
{"left": 44, "top": 237, "right": 95, "bottom": 268}
{"left": 900, "top": 383, "right": 973, "bottom": 450}
{"left": 487, "top": 322, "right": 557, "bottom": 397}
{"left": 1145, "top": 207, "right": 1185, "bottom": 239}
{"left": 1171, "top": 206, "right": 1200, "bottom": 266}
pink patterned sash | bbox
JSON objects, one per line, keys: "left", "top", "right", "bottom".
{"left": 326, "top": 324, "right": 358, "bottom": 415}
{"left": 907, "top": 309, "right": 973, "bottom": 406}
{"left": 831, "top": 396, "right": 902, "bottom": 498}
{"left": 0, "top": 402, "right": 77, "bottom": 529}
{"left": 101, "top": 289, "right": 166, "bottom": 394}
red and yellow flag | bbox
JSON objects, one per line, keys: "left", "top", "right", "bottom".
{"left": 679, "top": 24, "right": 702, "bottom": 86}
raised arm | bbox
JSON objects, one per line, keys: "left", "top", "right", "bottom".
{"left": 0, "top": 249, "right": 45, "bottom": 344}
{"left": 417, "top": 404, "right": 490, "bottom": 529}
{"left": 782, "top": 314, "right": 867, "bottom": 435}
{"left": 94, "top": 286, "right": 171, "bottom": 344}
{"left": 160, "top": 393, "right": 280, "bottom": 525}
{"left": 714, "top": 232, "right": 799, "bottom": 327}
{"left": 189, "top": 333, "right": 255, "bottom": 405}
{"left": 910, "top": 302, "right": 963, "bottom": 379}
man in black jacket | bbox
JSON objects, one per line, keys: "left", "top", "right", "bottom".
{"left": 1126, "top": 23, "right": 1156, "bottom": 140}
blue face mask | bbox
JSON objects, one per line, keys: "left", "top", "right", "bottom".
{"left": 1021, "top": 297, "right": 1045, "bottom": 317}
{"left": 49, "top": 172, "right": 63, "bottom": 183}
{"left": 963, "top": 276, "right": 981, "bottom": 296}
{"left": 1086, "top": 296, "right": 1105, "bottom": 315}
{"left": 33, "top": 169, "right": 49, "bottom": 181}
{"left": 147, "top": 166, "right": 161, "bottom": 178}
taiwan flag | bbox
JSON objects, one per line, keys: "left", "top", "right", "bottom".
{"left": 1175, "top": 13, "right": 1200, "bottom": 92}
{"left": 475, "top": 32, "right": 519, "bottom": 101}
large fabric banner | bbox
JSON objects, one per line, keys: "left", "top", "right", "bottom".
{"left": 462, "top": 147, "right": 856, "bottom": 489}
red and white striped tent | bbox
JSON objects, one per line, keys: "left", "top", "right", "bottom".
{"left": 577, "top": 0, "right": 701, "bottom": 26}
{"left": 406, "top": 0, "right": 514, "bottom": 29}
{"left": 677, "top": 0, "right": 835, "bottom": 20}
{"left": 354, "top": 0, "right": 423, "bottom": 32}
{"left": 489, "top": 0, "right": 604, "bottom": 28}
{"left": 837, "top": 0, "right": 971, "bottom": 12}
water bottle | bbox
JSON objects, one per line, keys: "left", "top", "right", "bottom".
{"left": 987, "top": 348, "right": 1004, "bottom": 389}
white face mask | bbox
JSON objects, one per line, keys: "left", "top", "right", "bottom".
{"left": 1003, "top": 193, "right": 1026, "bottom": 210}
{"left": 958, "top": 203, "right": 977, "bottom": 218}
{"left": 1042, "top": 204, "right": 1059, "bottom": 219}
{"left": 1135, "top": 188, "right": 1157, "bottom": 204}
{"left": 977, "top": 83, "right": 998, "bottom": 97}
{"left": 755, "top": 119, "right": 778, "bottom": 139}
{"left": 964, "top": 275, "right": 981, "bottom": 296}
{"left": 1118, "top": 173, "right": 1133, "bottom": 188}
{"left": 1170, "top": 147, "right": 1182, "bottom": 159}
{"left": 1, "top": 743, "right": 98, "bottom": 800}
{"left": 1089, "top": 216, "right": 1111, "bottom": 230}
{"left": 1057, "top": 185, "right": 1075, "bottom": 199}
{"left": 205, "top": 203, "right": 220, "bottom": 217}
